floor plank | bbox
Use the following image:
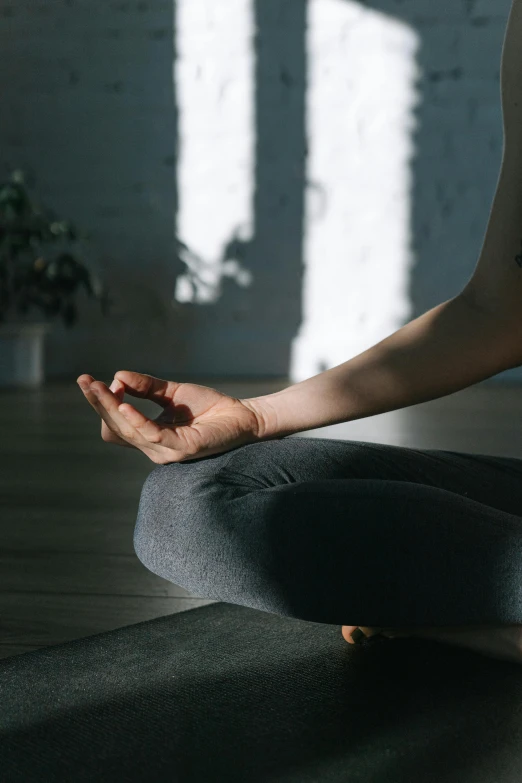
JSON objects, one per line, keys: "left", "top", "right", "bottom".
{"left": 0, "top": 553, "right": 200, "bottom": 596}
{"left": 1, "top": 508, "right": 139, "bottom": 554}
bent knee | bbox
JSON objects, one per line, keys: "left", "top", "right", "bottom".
{"left": 132, "top": 459, "right": 229, "bottom": 584}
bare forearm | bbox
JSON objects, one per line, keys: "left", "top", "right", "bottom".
{"left": 245, "top": 294, "right": 522, "bottom": 439}
{"left": 241, "top": 3, "right": 522, "bottom": 443}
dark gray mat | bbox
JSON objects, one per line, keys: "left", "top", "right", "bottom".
{"left": 1, "top": 602, "right": 522, "bottom": 782}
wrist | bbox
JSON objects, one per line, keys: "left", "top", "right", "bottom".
{"left": 240, "top": 395, "right": 284, "bottom": 441}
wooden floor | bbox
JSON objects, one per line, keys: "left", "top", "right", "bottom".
{"left": 2, "top": 376, "right": 522, "bottom": 661}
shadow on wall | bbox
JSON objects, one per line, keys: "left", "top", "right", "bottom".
{"left": 0, "top": 0, "right": 515, "bottom": 382}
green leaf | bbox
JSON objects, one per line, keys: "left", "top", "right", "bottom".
{"left": 0, "top": 169, "right": 106, "bottom": 325}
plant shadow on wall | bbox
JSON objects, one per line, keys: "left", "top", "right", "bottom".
{"left": 169, "top": 0, "right": 307, "bottom": 377}
{"left": 174, "top": 230, "right": 253, "bottom": 305}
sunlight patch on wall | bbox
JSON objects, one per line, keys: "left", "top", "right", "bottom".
{"left": 173, "top": 0, "right": 255, "bottom": 304}
{"left": 290, "top": 0, "right": 421, "bottom": 383}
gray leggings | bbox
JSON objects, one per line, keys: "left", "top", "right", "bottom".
{"left": 134, "top": 436, "right": 522, "bottom": 627}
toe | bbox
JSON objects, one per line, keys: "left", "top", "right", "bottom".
{"left": 341, "top": 625, "right": 359, "bottom": 644}
{"left": 342, "top": 626, "right": 385, "bottom": 644}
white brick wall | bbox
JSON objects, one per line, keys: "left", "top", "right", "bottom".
{"left": 1, "top": 0, "right": 518, "bottom": 383}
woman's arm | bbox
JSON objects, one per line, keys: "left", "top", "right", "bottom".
{"left": 242, "top": 3, "right": 522, "bottom": 442}
{"left": 244, "top": 294, "right": 522, "bottom": 440}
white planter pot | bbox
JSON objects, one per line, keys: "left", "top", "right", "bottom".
{"left": 0, "top": 322, "right": 52, "bottom": 388}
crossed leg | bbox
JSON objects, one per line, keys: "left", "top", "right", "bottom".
{"left": 134, "top": 436, "right": 522, "bottom": 663}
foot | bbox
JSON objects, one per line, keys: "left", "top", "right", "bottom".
{"left": 342, "top": 624, "right": 522, "bottom": 664}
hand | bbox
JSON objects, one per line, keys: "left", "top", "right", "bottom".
{"left": 76, "top": 370, "right": 266, "bottom": 464}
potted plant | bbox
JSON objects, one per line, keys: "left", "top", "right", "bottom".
{"left": 0, "top": 169, "right": 110, "bottom": 388}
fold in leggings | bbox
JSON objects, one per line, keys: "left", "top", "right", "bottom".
{"left": 133, "top": 436, "right": 522, "bottom": 627}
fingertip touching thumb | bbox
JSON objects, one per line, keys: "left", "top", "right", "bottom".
{"left": 109, "top": 378, "right": 124, "bottom": 398}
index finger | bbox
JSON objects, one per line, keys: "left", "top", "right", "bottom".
{"left": 113, "top": 371, "right": 181, "bottom": 408}
{"left": 77, "top": 376, "right": 133, "bottom": 446}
